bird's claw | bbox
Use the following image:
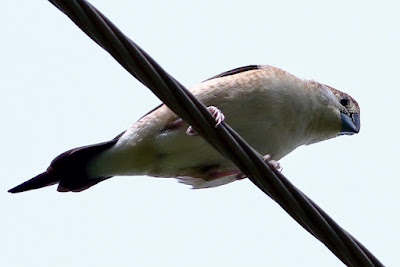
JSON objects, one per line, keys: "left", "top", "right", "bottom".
{"left": 207, "top": 106, "right": 225, "bottom": 127}
{"left": 235, "top": 154, "right": 282, "bottom": 180}
{"left": 263, "top": 154, "right": 283, "bottom": 171}
{"left": 186, "top": 106, "right": 225, "bottom": 136}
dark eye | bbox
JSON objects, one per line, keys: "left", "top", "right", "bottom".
{"left": 340, "top": 97, "right": 349, "bottom": 107}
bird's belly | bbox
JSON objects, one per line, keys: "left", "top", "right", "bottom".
{"left": 147, "top": 131, "right": 231, "bottom": 178}
{"left": 89, "top": 101, "right": 305, "bottom": 179}
{"left": 145, "top": 119, "right": 301, "bottom": 178}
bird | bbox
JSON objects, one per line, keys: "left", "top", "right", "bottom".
{"left": 8, "top": 65, "right": 360, "bottom": 193}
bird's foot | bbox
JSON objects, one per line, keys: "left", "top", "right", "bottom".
{"left": 235, "top": 154, "right": 282, "bottom": 180}
{"left": 186, "top": 106, "right": 225, "bottom": 136}
{"left": 263, "top": 154, "right": 283, "bottom": 172}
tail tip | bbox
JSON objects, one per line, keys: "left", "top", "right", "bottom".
{"left": 7, "top": 171, "right": 59, "bottom": 194}
{"left": 8, "top": 187, "right": 19, "bottom": 193}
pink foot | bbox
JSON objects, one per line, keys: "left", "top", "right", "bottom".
{"left": 263, "top": 154, "right": 283, "bottom": 171}
{"left": 186, "top": 106, "right": 225, "bottom": 136}
{"left": 205, "top": 155, "right": 282, "bottom": 181}
{"left": 235, "top": 154, "right": 282, "bottom": 180}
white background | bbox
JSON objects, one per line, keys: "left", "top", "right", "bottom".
{"left": 1, "top": 1, "right": 399, "bottom": 266}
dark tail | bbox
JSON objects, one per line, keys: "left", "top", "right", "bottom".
{"left": 8, "top": 171, "right": 60, "bottom": 193}
{"left": 8, "top": 132, "right": 124, "bottom": 193}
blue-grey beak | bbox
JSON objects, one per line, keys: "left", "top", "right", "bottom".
{"left": 340, "top": 113, "right": 360, "bottom": 135}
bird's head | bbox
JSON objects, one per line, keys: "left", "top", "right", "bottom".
{"left": 325, "top": 86, "right": 360, "bottom": 136}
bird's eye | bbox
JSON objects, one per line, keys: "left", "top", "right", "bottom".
{"left": 340, "top": 97, "right": 349, "bottom": 107}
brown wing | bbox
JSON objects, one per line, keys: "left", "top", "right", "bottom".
{"left": 203, "top": 65, "right": 261, "bottom": 82}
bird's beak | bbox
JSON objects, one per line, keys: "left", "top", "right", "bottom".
{"left": 339, "top": 113, "right": 360, "bottom": 135}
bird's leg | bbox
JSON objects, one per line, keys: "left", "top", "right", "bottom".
{"left": 235, "top": 154, "right": 282, "bottom": 180}
{"left": 186, "top": 106, "right": 225, "bottom": 136}
{"left": 204, "top": 155, "right": 282, "bottom": 181}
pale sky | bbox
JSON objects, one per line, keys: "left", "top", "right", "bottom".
{"left": 1, "top": 1, "right": 399, "bottom": 266}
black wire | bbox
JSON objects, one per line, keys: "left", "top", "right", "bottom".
{"left": 47, "top": 0, "right": 384, "bottom": 266}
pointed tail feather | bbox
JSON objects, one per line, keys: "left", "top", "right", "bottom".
{"left": 8, "top": 170, "right": 60, "bottom": 193}
{"left": 8, "top": 133, "right": 124, "bottom": 193}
